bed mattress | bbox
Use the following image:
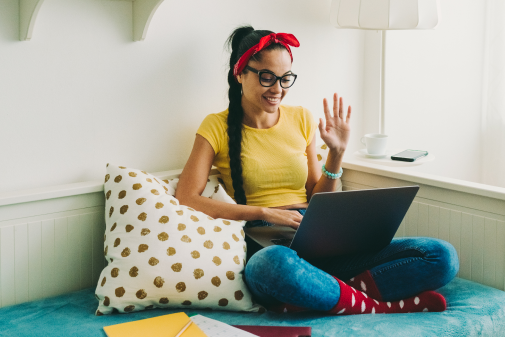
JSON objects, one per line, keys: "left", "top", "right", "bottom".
{"left": 1, "top": 277, "right": 504, "bottom": 336}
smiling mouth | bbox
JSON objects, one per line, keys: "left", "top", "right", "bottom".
{"left": 264, "top": 97, "right": 280, "bottom": 103}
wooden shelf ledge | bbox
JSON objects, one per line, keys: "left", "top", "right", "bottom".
{"left": 19, "top": 0, "right": 45, "bottom": 41}
{"left": 116, "top": 0, "right": 165, "bottom": 41}
{"left": 18, "top": 0, "right": 165, "bottom": 42}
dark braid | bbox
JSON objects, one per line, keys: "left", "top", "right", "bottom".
{"left": 225, "top": 26, "right": 287, "bottom": 205}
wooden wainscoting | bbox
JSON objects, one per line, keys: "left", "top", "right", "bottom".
{"left": 0, "top": 169, "right": 184, "bottom": 309}
{"left": 0, "top": 203, "right": 106, "bottom": 308}
{"left": 342, "top": 168, "right": 505, "bottom": 291}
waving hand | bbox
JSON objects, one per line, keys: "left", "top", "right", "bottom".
{"left": 318, "top": 93, "right": 352, "bottom": 154}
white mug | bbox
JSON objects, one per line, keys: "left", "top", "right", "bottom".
{"left": 360, "top": 133, "right": 388, "bottom": 155}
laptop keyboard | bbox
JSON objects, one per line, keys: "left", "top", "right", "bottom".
{"left": 271, "top": 238, "right": 293, "bottom": 247}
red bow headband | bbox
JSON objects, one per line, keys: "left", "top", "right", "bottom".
{"left": 233, "top": 32, "right": 300, "bottom": 77}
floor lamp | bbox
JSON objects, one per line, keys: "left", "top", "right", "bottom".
{"left": 330, "top": 0, "right": 441, "bottom": 134}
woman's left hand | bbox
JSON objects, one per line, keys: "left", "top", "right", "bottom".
{"left": 318, "top": 93, "right": 352, "bottom": 154}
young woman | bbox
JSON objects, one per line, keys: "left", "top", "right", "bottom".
{"left": 175, "top": 26, "right": 459, "bottom": 315}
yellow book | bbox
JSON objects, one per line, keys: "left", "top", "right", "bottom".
{"left": 103, "top": 312, "right": 207, "bottom": 337}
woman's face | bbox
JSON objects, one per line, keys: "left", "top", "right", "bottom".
{"left": 237, "top": 48, "right": 292, "bottom": 115}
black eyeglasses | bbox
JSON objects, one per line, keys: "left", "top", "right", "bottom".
{"left": 245, "top": 65, "right": 297, "bottom": 89}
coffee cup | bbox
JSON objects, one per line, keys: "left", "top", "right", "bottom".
{"left": 360, "top": 134, "right": 388, "bottom": 155}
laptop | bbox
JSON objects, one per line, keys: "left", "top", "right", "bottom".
{"left": 244, "top": 186, "right": 419, "bottom": 260}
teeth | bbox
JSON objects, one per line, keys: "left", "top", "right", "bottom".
{"left": 265, "top": 97, "right": 279, "bottom": 102}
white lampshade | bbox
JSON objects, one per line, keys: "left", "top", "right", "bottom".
{"left": 330, "top": 0, "right": 441, "bottom": 30}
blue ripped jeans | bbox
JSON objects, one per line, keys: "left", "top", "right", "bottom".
{"left": 244, "top": 209, "right": 459, "bottom": 311}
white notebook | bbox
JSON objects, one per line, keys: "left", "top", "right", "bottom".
{"left": 190, "top": 315, "right": 258, "bottom": 337}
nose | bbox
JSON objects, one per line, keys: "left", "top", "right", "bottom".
{"left": 270, "top": 78, "right": 283, "bottom": 93}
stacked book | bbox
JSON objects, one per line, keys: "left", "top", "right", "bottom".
{"left": 103, "top": 312, "right": 311, "bottom": 337}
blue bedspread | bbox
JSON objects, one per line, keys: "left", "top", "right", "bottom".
{"left": 1, "top": 277, "right": 504, "bottom": 336}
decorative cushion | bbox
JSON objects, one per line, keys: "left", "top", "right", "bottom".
{"left": 95, "top": 164, "right": 263, "bottom": 315}
{"left": 316, "top": 141, "right": 330, "bottom": 164}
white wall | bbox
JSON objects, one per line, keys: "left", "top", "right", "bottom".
{"left": 381, "top": 0, "right": 486, "bottom": 183}
{"left": 0, "top": 0, "right": 365, "bottom": 193}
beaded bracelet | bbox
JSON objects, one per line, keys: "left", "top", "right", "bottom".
{"left": 322, "top": 164, "right": 343, "bottom": 179}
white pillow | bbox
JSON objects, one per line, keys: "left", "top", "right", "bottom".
{"left": 95, "top": 164, "right": 263, "bottom": 315}
{"left": 316, "top": 141, "right": 330, "bottom": 164}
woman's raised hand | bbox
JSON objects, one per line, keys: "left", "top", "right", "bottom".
{"left": 319, "top": 93, "right": 352, "bottom": 154}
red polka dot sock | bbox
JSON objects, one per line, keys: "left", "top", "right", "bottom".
{"left": 344, "top": 270, "right": 383, "bottom": 300}
{"left": 329, "top": 277, "right": 447, "bottom": 315}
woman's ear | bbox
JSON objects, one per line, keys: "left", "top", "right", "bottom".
{"left": 236, "top": 74, "right": 243, "bottom": 84}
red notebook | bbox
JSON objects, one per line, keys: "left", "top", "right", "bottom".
{"left": 232, "top": 325, "right": 311, "bottom": 337}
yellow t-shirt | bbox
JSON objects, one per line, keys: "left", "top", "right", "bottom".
{"left": 196, "top": 105, "right": 317, "bottom": 207}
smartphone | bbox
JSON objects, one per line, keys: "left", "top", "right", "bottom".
{"left": 391, "top": 150, "right": 428, "bottom": 162}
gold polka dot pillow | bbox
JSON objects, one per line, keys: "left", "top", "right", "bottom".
{"left": 96, "top": 164, "right": 263, "bottom": 314}
{"left": 316, "top": 141, "right": 330, "bottom": 164}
